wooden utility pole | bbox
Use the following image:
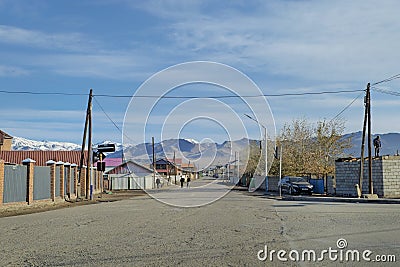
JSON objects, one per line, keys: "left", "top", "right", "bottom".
{"left": 367, "top": 83, "right": 373, "bottom": 194}
{"left": 359, "top": 83, "right": 373, "bottom": 195}
{"left": 152, "top": 137, "right": 156, "bottom": 189}
{"left": 79, "top": 89, "right": 93, "bottom": 199}
{"left": 87, "top": 89, "right": 93, "bottom": 200}
{"left": 359, "top": 87, "right": 368, "bottom": 192}
{"left": 173, "top": 151, "right": 176, "bottom": 185}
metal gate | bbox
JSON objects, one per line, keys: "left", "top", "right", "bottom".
{"left": 3, "top": 165, "right": 27, "bottom": 203}
{"left": 33, "top": 166, "right": 51, "bottom": 200}
{"left": 70, "top": 168, "right": 75, "bottom": 195}
{"left": 55, "top": 166, "right": 61, "bottom": 197}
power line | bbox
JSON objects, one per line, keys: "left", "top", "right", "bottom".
{"left": 92, "top": 96, "right": 135, "bottom": 144}
{"left": 94, "top": 89, "right": 364, "bottom": 98}
{"left": 329, "top": 91, "right": 364, "bottom": 123}
{"left": 371, "top": 86, "right": 400, "bottom": 97}
{"left": 0, "top": 88, "right": 364, "bottom": 98}
{"left": 372, "top": 73, "right": 400, "bottom": 86}
{"left": 0, "top": 90, "right": 87, "bottom": 96}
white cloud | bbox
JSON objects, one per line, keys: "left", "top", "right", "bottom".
{"left": 138, "top": 0, "right": 400, "bottom": 83}
{"left": 0, "top": 25, "right": 97, "bottom": 52}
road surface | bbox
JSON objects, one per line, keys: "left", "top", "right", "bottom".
{"left": 0, "top": 178, "right": 398, "bottom": 266}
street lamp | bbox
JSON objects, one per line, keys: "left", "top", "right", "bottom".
{"left": 244, "top": 114, "right": 268, "bottom": 192}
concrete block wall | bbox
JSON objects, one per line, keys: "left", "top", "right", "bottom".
{"left": 335, "top": 156, "right": 400, "bottom": 198}
{"left": 382, "top": 156, "right": 400, "bottom": 198}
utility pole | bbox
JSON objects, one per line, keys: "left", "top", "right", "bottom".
{"left": 359, "top": 83, "right": 373, "bottom": 195}
{"left": 87, "top": 89, "right": 93, "bottom": 200}
{"left": 173, "top": 151, "right": 176, "bottom": 185}
{"left": 279, "top": 144, "right": 283, "bottom": 198}
{"left": 79, "top": 89, "right": 93, "bottom": 199}
{"left": 359, "top": 87, "right": 368, "bottom": 192}
{"left": 367, "top": 83, "right": 373, "bottom": 194}
{"left": 152, "top": 137, "right": 156, "bottom": 189}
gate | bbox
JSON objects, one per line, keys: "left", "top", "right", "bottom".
{"left": 33, "top": 166, "right": 51, "bottom": 200}
{"left": 55, "top": 166, "right": 61, "bottom": 197}
{"left": 309, "top": 179, "right": 325, "bottom": 194}
{"left": 3, "top": 165, "right": 27, "bottom": 203}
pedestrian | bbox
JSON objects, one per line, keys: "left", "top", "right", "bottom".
{"left": 373, "top": 135, "right": 381, "bottom": 157}
{"left": 180, "top": 176, "right": 185, "bottom": 188}
{"left": 156, "top": 177, "right": 161, "bottom": 189}
{"left": 187, "top": 177, "right": 191, "bottom": 188}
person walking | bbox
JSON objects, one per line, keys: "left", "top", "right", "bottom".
{"left": 180, "top": 176, "right": 185, "bottom": 188}
{"left": 187, "top": 177, "right": 191, "bottom": 188}
{"left": 156, "top": 177, "right": 161, "bottom": 189}
{"left": 374, "top": 135, "right": 381, "bottom": 157}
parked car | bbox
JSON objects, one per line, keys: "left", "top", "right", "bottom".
{"left": 278, "top": 177, "right": 313, "bottom": 195}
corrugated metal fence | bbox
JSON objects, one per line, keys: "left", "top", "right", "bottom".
{"left": 109, "top": 174, "right": 154, "bottom": 190}
{"left": 55, "top": 166, "right": 61, "bottom": 197}
{"left": 3, "top": 165, "right": 27, "bottom": 203}
{"left": 33, "top": 166, "right": 51, "bottom": 200}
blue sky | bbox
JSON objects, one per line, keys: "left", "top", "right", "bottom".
{"left": 0, "top": 0, "right": 400, "bottom": 145}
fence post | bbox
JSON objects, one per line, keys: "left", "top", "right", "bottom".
{"left": 56, "top": 161, "right": 64, "bottom": 198}
{"left": 22, "top": 158, "right": 36, "bottom": 205}
{"left": 0, "top": 160, "right": 4, "bottom": 205}
{"left": 46, "top": 160, "right": 56, "bottom": 201}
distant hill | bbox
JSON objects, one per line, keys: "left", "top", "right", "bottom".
{"left": 11, "top": 132, "right": 400, "bottom": 166}
{"left": 343, "top": 132, "right": 400, "bottom": 156}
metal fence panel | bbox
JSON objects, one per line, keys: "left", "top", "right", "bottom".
{"left": 55, "top": 166, "right": 60, "bottom": 197}
{"left": 3, "top": 165, "right": 27, "bottom": 203}
{"left": 64, "top": 168, "right": 68, "bottom": 195}
{"left": 70, "top": 168, "right": 75, "bottom": 195}
{"left": 33, "top": 166, "right": 51, "bottom": 200}
{"left": 111, "top": 176, "right": 129, "bottom": 190}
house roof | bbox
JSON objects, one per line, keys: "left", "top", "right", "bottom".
{"left": 103, "top": 157, "right": 123, "bottom": 167}
{"left": 0, "top": 130, "right": 13, "bottom": 144}
{"left": 106, "top": 160, "right": 154, "bottom": 174}
{"left": 0, "top": 151, "right": 88, "bottom": 166}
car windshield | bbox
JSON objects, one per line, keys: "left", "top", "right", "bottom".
{"left": 288, "top": 177, "right": 306, "bottom": 183}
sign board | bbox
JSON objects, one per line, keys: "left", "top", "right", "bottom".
{"left": 98, "top": 144, "right": 116, "bottom": 152}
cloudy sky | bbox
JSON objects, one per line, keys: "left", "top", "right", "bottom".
{"left": 0, "top": 0, "right": 399, "bottom": 145}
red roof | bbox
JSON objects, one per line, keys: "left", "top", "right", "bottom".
{"left": 0, "top": 151, "right": 88, "bottom": 166}
{"left": 104, "top": 157, "right": 123, "bottom": 167}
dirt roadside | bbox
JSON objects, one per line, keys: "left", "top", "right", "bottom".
{"left": 0, "top": 190, "right": 146, "bottom": 218}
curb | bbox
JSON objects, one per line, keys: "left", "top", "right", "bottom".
{"left": 278, "top": 195, "right": 400, "bottom": 204}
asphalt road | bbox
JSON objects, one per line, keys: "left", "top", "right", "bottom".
{"left": 0, "top": 181, "right": 398, "bottom": 266}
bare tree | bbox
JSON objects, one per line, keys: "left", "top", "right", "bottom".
{"left": 270, "top": 118, "right": 352, "bottom": 177}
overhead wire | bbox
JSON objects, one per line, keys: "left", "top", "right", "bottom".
{"left": 0, "top": 88, "right": 364, "bottom": 98}
{"left": 371, "top": 86, "right": 400, "bottom": 97}
{"left": 372, "top": 73, "right": 400, "bottom": 86}
{"left": 329, "top": 91, "right": 365, "bottom": 123}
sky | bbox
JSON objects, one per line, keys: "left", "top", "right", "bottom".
{"left": 0, "top": 0, "right": 400, "bottom": 146}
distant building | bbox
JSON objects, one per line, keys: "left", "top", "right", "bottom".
{"left": 0, "top": 130, "right": 13, "bottom": 152}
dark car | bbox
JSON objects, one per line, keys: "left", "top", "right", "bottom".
{"left": 278, "top": 177, "right": 313, "bottom": 195}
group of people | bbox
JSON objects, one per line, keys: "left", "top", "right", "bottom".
{"left": 180, "top": 176, "right": 191, "bottom": 188}
{"left": 155, "top": 176, "right": 191, "bottom": 189}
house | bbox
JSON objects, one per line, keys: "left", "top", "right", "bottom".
{"left": 105, "top": 160, "right": 161, "bottom": 190}
{"left": 0, "top": 130, "right": 13, "bottom": 152}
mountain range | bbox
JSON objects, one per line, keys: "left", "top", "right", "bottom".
{"left": 10, "top": 132, "right": 400, "bottom": 168}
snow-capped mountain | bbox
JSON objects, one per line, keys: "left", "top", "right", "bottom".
{"left": 12, "top": 137, "right": 81, "bottom": 151}
{"left": 11, "top": 137, "right": 123, "bottom": 152}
